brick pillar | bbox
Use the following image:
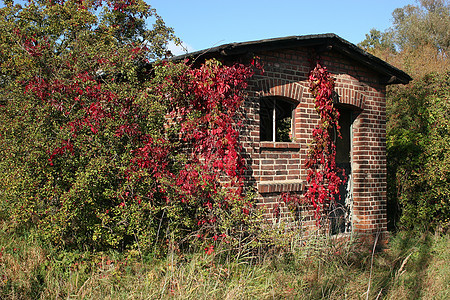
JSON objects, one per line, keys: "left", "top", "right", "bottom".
{"left": 351, "top": 86, "right": 388, "bottom": 236}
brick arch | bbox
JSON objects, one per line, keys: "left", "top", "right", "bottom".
{"left": 256, "top": 78, "right": 304, "bottom": 102}
{"left": 334, "top": 87, "right": 366, "bottom": 110}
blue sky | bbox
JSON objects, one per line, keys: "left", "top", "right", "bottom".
{"left": 150, "top": 0, "right": 417, "bottom": 54}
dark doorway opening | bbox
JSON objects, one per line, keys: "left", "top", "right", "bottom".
{"left": 330, "top": 106, "right": 356, "bottom": 234}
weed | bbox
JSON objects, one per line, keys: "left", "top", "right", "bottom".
{"left": 1, "top": 222, "right": 448, "bottom": 299}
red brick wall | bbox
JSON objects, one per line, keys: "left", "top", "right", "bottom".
{"left": 239, "top": 47, "right": 388, "bottom": 234}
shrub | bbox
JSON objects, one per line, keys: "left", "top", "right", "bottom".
{"left": 387, "top": 72, "right": 450, "bottom": 231}
{"left": 0, "top": 1, "right": 257, "bottom": 253}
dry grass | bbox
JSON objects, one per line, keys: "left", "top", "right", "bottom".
{"left": 1, "top": 223, "right": 448, "bottom": 299}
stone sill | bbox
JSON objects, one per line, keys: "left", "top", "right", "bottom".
{"left": 258, "top": 180, "right": 305, "bottom": 194}
{"left": 259, "top": 142, "right": 301, "bottom": 150}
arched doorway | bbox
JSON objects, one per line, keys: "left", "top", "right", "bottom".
{"left": 330, "top": 105, "right": 358, "bottom": 234}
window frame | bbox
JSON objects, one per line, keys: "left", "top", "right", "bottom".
{"left": 259, "top": 96, "right": 297, "bottom": 143}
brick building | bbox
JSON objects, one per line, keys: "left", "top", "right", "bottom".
{"left": 178, "top": 34, "right": 411, "bottom": 235}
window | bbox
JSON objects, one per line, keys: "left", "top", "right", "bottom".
{"left": 260, "top": 97, "right": 295, "bottom": 142}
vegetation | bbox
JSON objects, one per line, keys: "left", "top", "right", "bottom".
{"left": 303, "top": 64, "right": 346, "bottom": 221}
{"left": 0, "top": 0, "right": 257, "bottom": 254}
{"left": 0, "top": 0, "right": 449, "bottom": 298}
{"left": 386, "top": 72, "right": 450, "bottom": 230}
{"left": 360, "top": 0, "right": 450, "bottom": 231}
{"left": 1, "top": 222, "right": 449, "bottom": 299}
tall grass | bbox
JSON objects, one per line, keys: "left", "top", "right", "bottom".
{"left": 1, "top": 220, "right": 448, "bottom": 299}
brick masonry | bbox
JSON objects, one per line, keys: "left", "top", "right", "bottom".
{"left": 238, "top": 46, "right": 388, "bottom": 235}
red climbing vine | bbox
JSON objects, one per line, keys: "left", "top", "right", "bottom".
{"left": 0, "top": 0, "right": 262, "bottom": 253}
{"left": 304, "top": 63, "right": 346, "bottom": 223}
{"left": 19, "top": 58, "right": 256, "bottom": 251}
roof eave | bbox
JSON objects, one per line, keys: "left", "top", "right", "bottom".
{"left": 172, "top": 34, "right": 412, "bottom": 85}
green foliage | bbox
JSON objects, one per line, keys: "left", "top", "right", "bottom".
{"left": 360, "top": 0, "right": 450, "bottom": 54}
{"left": 387, "top": 72, "right": 450, "bottom": 230}
{"left": 276, "top": 116, "right": 291, "bottom": 142}
{"left": 359, "top": 0, "right": 449, "bottom": 81}
{"left": 360, "top": 0, "right": 450, "bottom": 231}
{"left": 2, "top": 225, "right": 449, "bottom": 299}
{"left": 0, "top": 0, "right": 256, "bottom": 254}
{"left": 358, "top": 28, "right": 396, "bottom": 53}
{"left": 391, "top": 0, "right": 450, "bottom": 53}
{"left": 0, "top": 0, "right": 176, "bottom": 252}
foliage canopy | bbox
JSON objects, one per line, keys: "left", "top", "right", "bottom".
{"left": 361, "top": 0, "right": 450, "bottom": 231}
{"left": 0, "top": 0, "right": 256, "bottom": 253}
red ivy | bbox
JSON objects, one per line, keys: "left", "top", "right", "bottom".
{"left": 22, "top": 39, "right": 260, "bottom": 250}
{"left": 304, "top": 63, "right": 346, "bottom": 223}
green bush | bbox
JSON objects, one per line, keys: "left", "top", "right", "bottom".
{"left": 0, "top": 1, "right": 256, "bottom": 254}
{"left": 387, "top": 72, "right": 450, "bottom": 231}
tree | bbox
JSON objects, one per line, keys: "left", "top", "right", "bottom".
{"left": 360, "top": 0, "right": 450, "bottom": 231}
{"left": 360, "top": 0, "right": 450, "bottom": 53}
{"left": 391, "top": 0, "right": 450, "bottom": 53}
{"left": 0, "top": 0, "right": 255, "bottom": 253}
{"left": 359, "top": 0, "right": 449, "bottom": 78}
{"left": 358, "top": 28, "right": 395, "bottom": 53}
{"left": 387, "top": 72, "right": 450, "bottom": 230}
